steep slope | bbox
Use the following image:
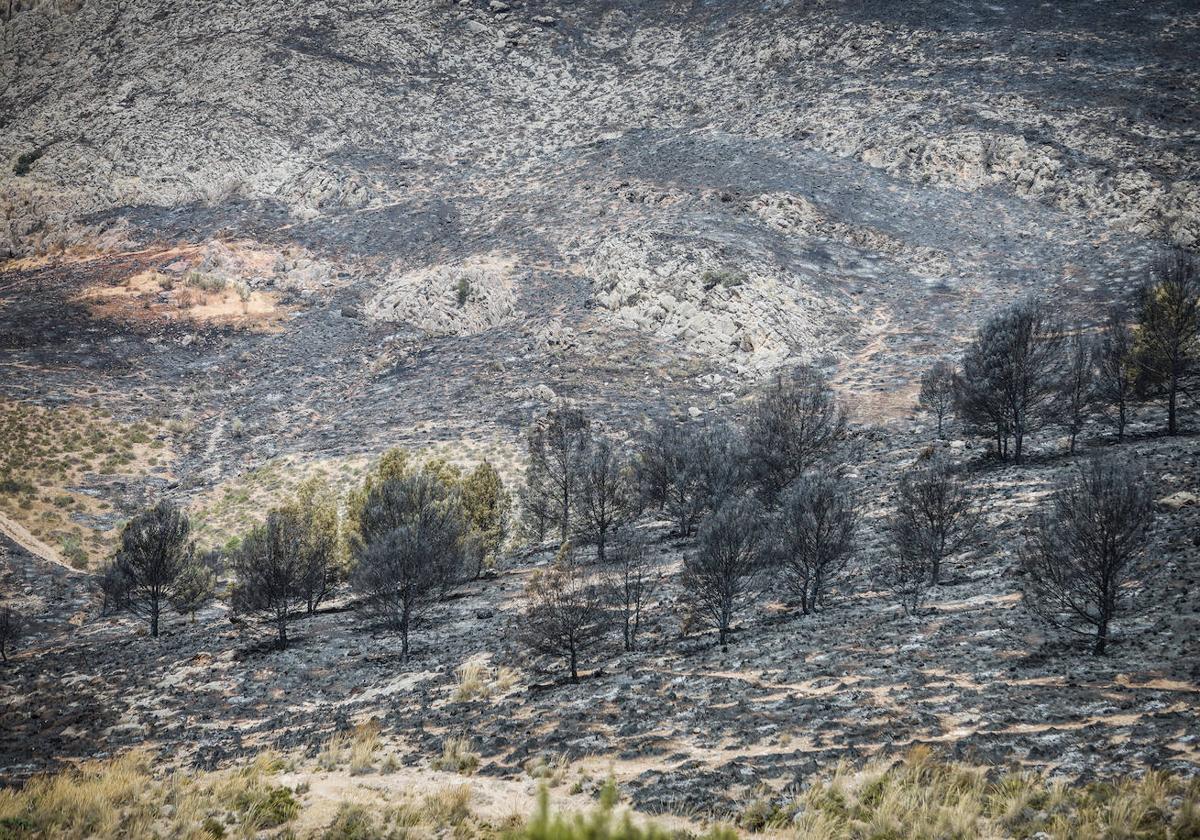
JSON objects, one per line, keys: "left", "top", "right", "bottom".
{"left": 2, "top": 1, "right": 1195, "bottom": 471}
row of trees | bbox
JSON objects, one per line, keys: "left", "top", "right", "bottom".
{"left": 521, "top": 446, "right": 1156, "bottom": 677}
{"left": 517, "top": 357, "right": 1160, "bottom": 676}
{"left": 521, "top": 366, "right": 848, "bottom": 548}
{"left": 921, "top": 249, "right": 1199, "bottom": 459}
{"left": 98, "top": 458, "right": 511, "bottom": 653}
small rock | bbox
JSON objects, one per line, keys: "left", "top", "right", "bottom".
{"left": 1158, "top": 491, "right": 1197, "bottom": 511}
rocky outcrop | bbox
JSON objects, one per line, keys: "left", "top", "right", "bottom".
{"left": 366, "top": 257, "right": 519, "bottom": 336}
{"left": 588, "top": 231, "right": 844, "bottom": 374}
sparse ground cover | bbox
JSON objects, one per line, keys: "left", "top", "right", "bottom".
{"left": 0, "top": 398, "right": 176, "bottom": 569}
{"left": 187, "top": 455, "right": 370, "bottom": 553}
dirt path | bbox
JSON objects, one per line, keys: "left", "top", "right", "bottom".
{"left": 0, "top": 510, "right": 79, "bottom": 573}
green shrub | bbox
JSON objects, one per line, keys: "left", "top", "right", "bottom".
{"left": 186, "top": 271, "right": 228, "bottom": 293}
{"left": 0, "top": 475, "right": 33, "bottom": 496}
{"left": 234, "top": 785, "right": 298, "bottom": 828}
{"left": 0, "top": 815, "right": 37, "bottom": 839}
{"left": 456, "top": 276, "right": 471, "bottom": 307}
{"left": 60, "top": 535, "right": 89, "bottom": 570}
{"left": 320, "top": 803, "right": 377, "bottom": 840}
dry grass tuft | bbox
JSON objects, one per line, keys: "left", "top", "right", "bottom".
{"left": 348, "top": 721, "right": 382, "bottom": 776}
{"left": 422, "top": 784, "right": 474, "bottom": 826}
{"left": 452, "top": 652, "right": 520, "bottom": 702}
{"left": 430, "top": 736, "right": 481, "bottom": 775}
{"left": 316, "top": 721, "right": 383, "bottom": 775}
{"left": 524, "top": 753, "right": 571, "bottom": 787}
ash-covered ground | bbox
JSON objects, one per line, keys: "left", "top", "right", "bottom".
{"left": 1, "top": 0, "right": 1198, "bottom": 812}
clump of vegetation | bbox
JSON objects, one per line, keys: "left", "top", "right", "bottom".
{"left": 60, "top": 534, "right": 89, "bottom": 570}
{"left": 321, "top": 803, "right": 382, "bottom": 839}
{"left": 185, "top": 270, "right": 228, "bottom": 294}
{"left": 188, "top": 454, "right": 367, "bottom": 553}
{"left": 782, "top": 746, "right": 1200, "bottom": 840}
{"left": 523, "top": 754, "right": 570, "bottom": 787}
{"left": 231, "top": 784, "right": 297, "bottom": 828}
{"left": 430, "top": 736, "right": 480, "bottom": 775}
{"left": 320, "top": 791, "right": 472, "bottom": 839}
{"left": 453, "top": 653, "right": 519, "bottom": 701}
{"left": 457, "top": 276, "right": 472, "bottom": 307}
{"left": 347, "top": 721, "right": 382, "bottom": 776}
{"left": 0, "top": 473, "right": 34, "bottom": 496}
{"left": 423, "top": 784, "right": 473, "bottom": 826}
{"left": 314, "top": 721, "right": 385, "bottom": 776}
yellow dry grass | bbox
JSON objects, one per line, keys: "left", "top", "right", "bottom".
{"left": 452, "top": 652, "right": 521, "bottom": 702}
{"left": 0, "top": 750, "right": 297, "bottom": 839}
